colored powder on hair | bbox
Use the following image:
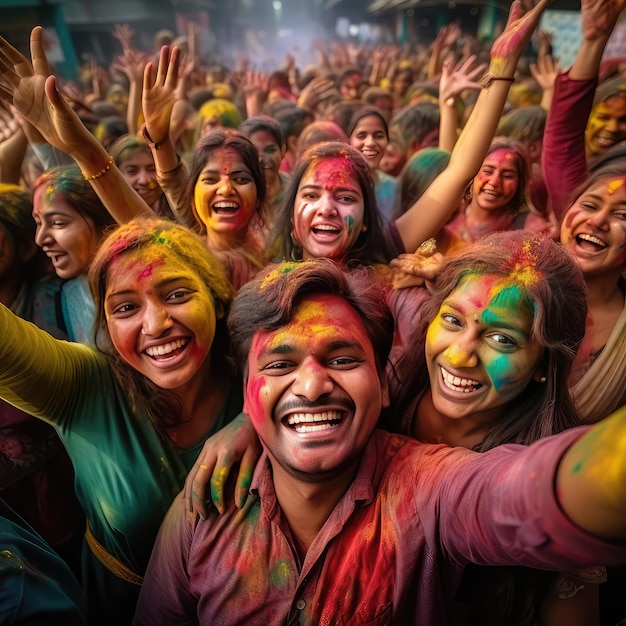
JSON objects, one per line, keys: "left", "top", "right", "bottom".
{"left": 260, "top": 262, "right": 300, "bottom": 290}
{"left": 503, "top": 238, "right": 542, "bottom": 287}
{"left": 488, "top": 283, "right": 524, "bottom": 312}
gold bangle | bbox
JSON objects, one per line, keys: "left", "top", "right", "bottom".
{"left": 480, "top": 73, "right": 515, "bottom": 89}
{"left": 81, "top": 156, "right": 114, "bottom": 181}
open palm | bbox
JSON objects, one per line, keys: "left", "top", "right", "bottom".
{"left": 0, "top": 27, "right": 91, "bottom": 157}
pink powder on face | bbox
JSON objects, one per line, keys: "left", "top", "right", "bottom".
{"left": 243, "top": 329, "right": 274, "bottom": 422}
{"left": 106, "top": 247, "right": 167, "bottom": 293}
{"left": 463, "top": 273, "right": 499, "bottom": 310}
{"left": 492, "top": 150, "right": 515, "bottom": 165}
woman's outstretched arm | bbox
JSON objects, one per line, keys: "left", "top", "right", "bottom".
{"left": 395, "top": 0, "right": 551, "bottom": 253}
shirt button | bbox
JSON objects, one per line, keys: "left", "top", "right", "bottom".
{"left": 296, "top": 599, "right": 306, "bottom": 610}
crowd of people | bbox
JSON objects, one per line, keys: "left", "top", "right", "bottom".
{"left": 0, "top": 0, "right": 625, "bottom": 623}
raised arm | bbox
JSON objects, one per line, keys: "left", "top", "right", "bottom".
{"left": 0, "top": 26, "right": 153, "bottom": 223}
{"left": 557, "top": 404, "right": 626, "bottom": 540}
{"left": 395, "top": 0, "right": 551, "bottom": 253}
{"left": 437, "top": 55, "right": 485, "bottom": 153}
{"left": 110, "top": 46, "right": 148, "bottom": 135}
{"left": 571, "top": 0, "right": 626, "bottom": 80}
{"left": 0, "top": 104, "right": 27, "bottom": 184}
{"left": 141, "top": 45, "right": 182, "bottom": 175}
{"left": 541, "top": 0, "right": 626, "bottom": 220}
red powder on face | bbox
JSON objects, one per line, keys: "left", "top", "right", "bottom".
{"left": 564, "top": 209, "right": 579, "bottom": 229}
{"left": 307, "top": 156, "right": 355, "bottom": 191}
{"left": 464, "top": 273, "right": 498, "bottom": 310}
{"left": 138, "top": 265, "right": 155, "bottom": 280}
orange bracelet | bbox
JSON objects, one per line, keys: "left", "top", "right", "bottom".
{"left": 81, "top": 156, "right": 114, "bottom": 181}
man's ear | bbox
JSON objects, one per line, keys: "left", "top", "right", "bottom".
{"left": 242, "top": 373, "right": 251, "bottom": 413}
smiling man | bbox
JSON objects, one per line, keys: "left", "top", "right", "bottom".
{"left": 135, "top": 259, "right": 626, "bottom": 625}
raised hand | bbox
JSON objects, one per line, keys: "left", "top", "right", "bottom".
{"left": 112, "top": 23, "right": 135, "bottom": 52}
{"left": 110, "top": 48, "right": 149, "bottom": 86}
{"left": 489, "top": 0, "right": 553, "bottom": 76}
{"left": 297, "top": 74, "right": 338, "bottom": 111}
{"left": 529, "top": 43, "right": 560, "bottom": 106}
{"left": 0, "top": 101, "right": 21, "bottom": 143}
{"left": 0, "top": 26, "right": 93, "bottom": 158}
{"left": 580, "top": 0, "right": 626, "bottom": 41}
{"left": 142, "top": 45, "right": 181, "bottom": 146}
{"left": 434, "top": 22, "right": 462, "bottom": 52}
{"left": 240, "top": 68, "right": 269, "bottom": 118}
{"left": 439, "top": 55, "right": 486, "bottom": 105}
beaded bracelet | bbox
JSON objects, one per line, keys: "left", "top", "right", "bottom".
{"left": 82, "top": 156, "right": 114, "bottom": 181}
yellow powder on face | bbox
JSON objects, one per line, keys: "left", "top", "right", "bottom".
{"left": 607, "top": 178, "right": 626, "bottom": 195}
{"left": 266, "top": 298, "right": 342, "bottom": 350}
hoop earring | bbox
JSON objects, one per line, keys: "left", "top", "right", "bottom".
{"left": 289, "top": 231, "right": 302, "bottom": 261}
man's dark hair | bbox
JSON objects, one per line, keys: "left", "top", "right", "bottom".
{"left": 228, "top": 259, "right": 394, "bottom": 376}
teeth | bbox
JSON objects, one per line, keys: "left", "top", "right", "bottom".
{"left": 578, "top": 233, "right": 606, "bottom": 248}
{"left": 440, "top": 367, "right": 481, "bottom": 393}
{"left": 146, "top": 338, "right": 186, "bottom": 357}
{"left": 287, "top": 411, "right": 342, "bottom": 433}
{"left": 313, "top": 224, "right": 340, "bottom": 232}
{"left": 213, "top": 202, "right": 238, "bottom": 210}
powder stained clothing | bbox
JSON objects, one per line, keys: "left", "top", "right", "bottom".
{"left": 571, "top": 292, "right": 626, "bottom": 423}
{"left": 135, "top": 428, "right": 623, "bottom": 625}
{"left": 0, "top": 304, "right": 242, "bottom": 625}
{"left": 541, "top": 71, "right": 595, "bottom": 221}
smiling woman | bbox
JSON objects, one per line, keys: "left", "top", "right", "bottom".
{"left": 0, "top": 217, "right": 242, "bottom": 625}
{"left": 32, "top": 165, "right": 118, "bottom": 345}
{"left": 347, "top": 106, "right": 399, "bottom": 223}
{"left": 382, "top": 230, "right": 598, "bottom": 625}
{"left": 558, "top": 162, "right": 626, "bottom": 423}
{"left": 387, "top": 230, "right": 587, "bottom": 449}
